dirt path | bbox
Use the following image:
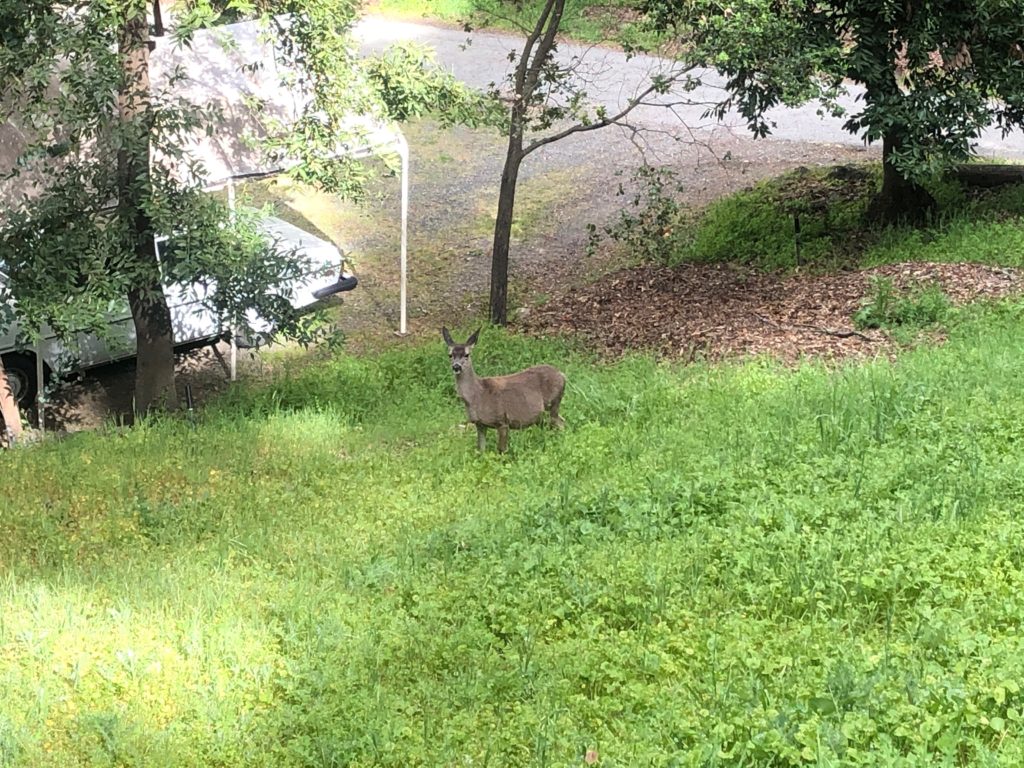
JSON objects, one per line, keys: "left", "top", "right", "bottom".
{"left": 332, "top": 125, "right": 883, "bottom": 341}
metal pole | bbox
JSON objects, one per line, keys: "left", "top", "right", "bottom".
{"left": 227, "top": 180, "right": 238, "bottom": 381}
{"left": 35, "top": 337, "right": 44, "bottom": 432}
{"left": 397, "top": 133, "right": 409, "bottom": 336}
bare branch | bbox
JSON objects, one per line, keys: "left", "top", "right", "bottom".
{"left": 521, "top": 66, "right": 700, "bottom": 158}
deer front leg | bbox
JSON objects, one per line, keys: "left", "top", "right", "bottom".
{"left": 497, "top": 424, "right": 509, "bottom": 454}
{"left": 476, "top": 424, "right": 487, "bottom": 452}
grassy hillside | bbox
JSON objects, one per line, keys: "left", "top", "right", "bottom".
{"left": 673, "top": 166, "right": 1024, "bottom": 271}
{"left": 5, "top": 302, "right": 1024, "bottom": 765}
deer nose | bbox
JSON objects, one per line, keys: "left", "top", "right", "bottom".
{"left": 452, "top": 363, "right": 462, "bottom": 373}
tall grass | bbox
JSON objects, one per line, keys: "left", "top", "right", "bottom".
{"left": 677, "top": 166, "right": 1024, "bottom": 271}
{"left": 5, "top": 306, "right": 1024, "bottom": 764}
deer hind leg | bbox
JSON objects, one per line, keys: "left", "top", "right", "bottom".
{"left": 497, "top": 424, "right": 509, "bottom": 453}
{"left": 548, "top": 390, "right": 566, "bottom": 430}
{"left": 476, "top": 424, "right": 487, "bottom": 452}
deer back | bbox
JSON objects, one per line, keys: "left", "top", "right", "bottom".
{"left": 467, "top": 365, "right": 565, "bottom": 428}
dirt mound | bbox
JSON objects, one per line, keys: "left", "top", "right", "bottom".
{"left": 519, "top": 262, "right": 1023, "bottom": 362}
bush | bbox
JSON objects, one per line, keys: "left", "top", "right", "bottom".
{"left": 587, "top": 164, "right": 686, "bottom": 265}
{"left": 681, "top": 165, "right": 877, "bottom": 269}
{"left": 854, "top": 276, "right": 952, "bottom": 331}
{"left": 673, "top": 164, "right": 1024, "bottom": 271}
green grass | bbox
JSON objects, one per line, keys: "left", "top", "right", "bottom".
{"left": 676, "top": 165, "right": 1024, "bottom": 271}
{"left": 367, "top": 0, "right": 656, "bottom": 49}
{"left": 853, "top": 277, "right": 952, "bottom": 335}
{"left": 7, "top": 302, "right": 1024, "bottom": 764}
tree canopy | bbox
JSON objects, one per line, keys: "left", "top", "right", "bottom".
{"left": 0, "top": 0, "right": 491, "bottom": 409}
{"left": 645, "top": 0, "right": 1024, "bottom": 220}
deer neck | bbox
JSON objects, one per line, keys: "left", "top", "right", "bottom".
{"left": 454, "top": 360, "right": 482, "bottom": 403}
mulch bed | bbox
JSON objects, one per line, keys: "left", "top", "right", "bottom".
{"left": 518, "top": 261, "right": 1024, "bottom": 362}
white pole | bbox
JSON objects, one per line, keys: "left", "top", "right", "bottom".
{"left": 227, "top": 180, "right": 238, "bottom": 381}
{"left": 35, "top": 336, "right": 44, "bottom": 432}
{"left": 397, "top": 133, "right": 409, "bottom": 336}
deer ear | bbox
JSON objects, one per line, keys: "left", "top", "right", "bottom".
{"left": 466, "top": 327, "right": 481, "bottom": 347}
{"left": 441, "top": 326, "right": 454, "bottom": 347}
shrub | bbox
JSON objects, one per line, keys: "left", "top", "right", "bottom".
{"left": 854, "top": 276, "right": 952, "bottom": 331}
{"left": 588, "top": 164, "right": 686, "bottom": 265}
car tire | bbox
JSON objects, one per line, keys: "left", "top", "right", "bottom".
{"left": 2, "top": 353, "right": 42, "bottom": 409}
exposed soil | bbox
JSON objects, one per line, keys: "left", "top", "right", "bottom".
{"left": 32, "top": 343, "right": 260, "bottom": 434}
{"left": 518, "top": 262, "right": 1024, "bottom": 362}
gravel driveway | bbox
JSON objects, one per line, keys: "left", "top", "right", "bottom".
{"left": 354, "top": 16, "right": 1024, "bottom": 160}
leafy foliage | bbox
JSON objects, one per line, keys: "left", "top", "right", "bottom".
{"left": 673, "top": 165, "right": 1024, "bottom": 271}
{"left": 361, "top": 43, "right": 505, "bottom": 129}
{"left": 0, "top": 0, "right": 494, "bottom": 347}
{"left": 644, "top": 0, "right": 1024, "bottom": 209}
{"left": 854, "top": 277, "right": 952, "bottom": 331}
{"left": 587, "top": 164, "right": 686, "bottom": 265}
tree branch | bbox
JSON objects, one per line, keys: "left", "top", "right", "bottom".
{"left": 515, "top": 0, "right": 557, "bottom": 94}
{"left": 522, "top": 0, "right": 565, "bottom": 99}
{"left": 522, "top": 68, "right": 698, "bottom": 157}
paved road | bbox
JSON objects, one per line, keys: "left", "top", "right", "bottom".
{"left": 356, "top": 16, "right": 1024, "bottom": 160}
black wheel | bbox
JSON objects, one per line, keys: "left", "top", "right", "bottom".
{"left": 2, "top": 353, "right": 41, "bottom": 409}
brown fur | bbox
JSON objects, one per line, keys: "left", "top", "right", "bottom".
{"left": 442, "top": 327, "right": 565, "bottom": 453}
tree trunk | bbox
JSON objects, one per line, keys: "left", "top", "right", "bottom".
{"left": 487, "top": 0, "right": 562, "bottom": 327}
{"left": 868, "top": 130, "right": 936, "bottom": 224}
{"left": 118, "top": 7, "right": 178, "bottom": 413}
{"left": 0, "top": 357, "right": 23, "bottom": 445}
{"left": 490, "top": 124, "right": 525, "bottom": 326}
{"left": 129, "top": 283, "right": 177, "bottom": 411}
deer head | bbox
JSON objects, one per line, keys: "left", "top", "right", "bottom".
{"left": 442, "top": 326, "right": 480, "bottom": 375}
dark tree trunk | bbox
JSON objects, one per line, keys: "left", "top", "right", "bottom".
{"left": 0, "top": 357, "right": 23, "bottom": 444}
{"left": 118, "top": 9, "right": 177, "bottom": 413}
{"left": 128, "top": 281, "right": 177, "bottom": 412}
{"left": 488, "top": 0, "right": 562, "bottom": 327}
{"left": 490, "top": 118, "right": 525, "bottom": 326}
{"left": 868, "top": 130, "right": 936, "bottom": 224}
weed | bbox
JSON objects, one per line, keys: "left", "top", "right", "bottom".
{"left": 854, "top": 276, "right": 952, "bottom": 332}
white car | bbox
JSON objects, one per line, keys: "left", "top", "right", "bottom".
{"left": 0, "top": 215, "right": 357, "bottom": 407}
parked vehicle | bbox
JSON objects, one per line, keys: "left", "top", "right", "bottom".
{"left": 0, "top": 215, "right": 356, "bottom": 407}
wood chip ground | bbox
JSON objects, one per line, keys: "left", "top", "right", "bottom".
{"left": 519, "top": 262, "right": 1023, "bottom": 363}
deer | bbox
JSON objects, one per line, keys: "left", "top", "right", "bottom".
{"left": 442, "top": 327, "right": 566, "bottom": 453}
